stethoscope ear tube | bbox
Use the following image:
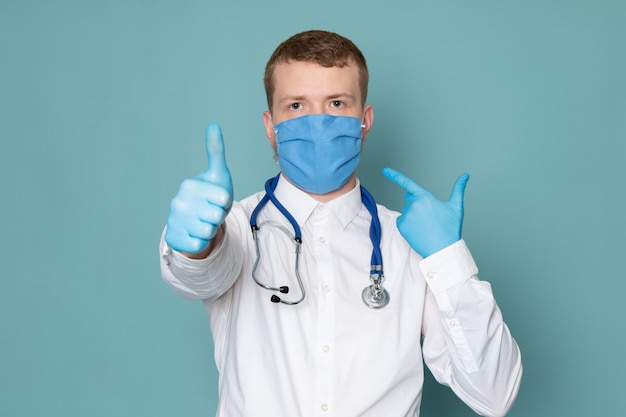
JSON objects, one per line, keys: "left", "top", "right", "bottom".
{"left": 251, "top": 224, "right": 306, "bottom": 305}
{"left": 251, "top": 177, "right": 306, "bottom": 305}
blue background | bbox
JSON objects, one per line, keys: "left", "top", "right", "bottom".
{"left": 1, "top": 0, "right": 625, "bottom": 416}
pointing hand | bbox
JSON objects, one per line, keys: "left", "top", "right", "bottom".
{"left": 383, "top": 167, "right": 469, "bottom": 258}
{"left": 165, "top": 124, "right": 234, "bottom": 254}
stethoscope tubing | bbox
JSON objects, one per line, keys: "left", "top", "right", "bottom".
{"left": 249, "top": 173, "right": 388, "bottom": 308}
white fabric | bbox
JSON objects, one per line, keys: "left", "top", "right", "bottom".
{"left": 160, "top": 176, "right": 522, "bottom": 417}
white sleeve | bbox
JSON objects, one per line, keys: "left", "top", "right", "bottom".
{"left": 420, "top": 240, "right": 523, "bottom": 417}
{"left": 159, "top": 221, "right": 244, "bottom": 302}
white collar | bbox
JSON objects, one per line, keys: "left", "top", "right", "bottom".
{"left": 272, "top": 174, "right": 364, "bottom": 230}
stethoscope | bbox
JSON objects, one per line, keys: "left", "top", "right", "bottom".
{"left": 249, "top": 173, "right": 390, "bottom": 309}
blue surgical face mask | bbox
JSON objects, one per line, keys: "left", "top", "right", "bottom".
{"left": 273, "top": 114, "right": 364, "bottom": 194}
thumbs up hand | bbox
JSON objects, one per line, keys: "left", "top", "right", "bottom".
{"left": 165, "top": 124, "right": 234, "bottom": 255}
{"left": 383, "top": 167, "right": 469, "bottom": 258}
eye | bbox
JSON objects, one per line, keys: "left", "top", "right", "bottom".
{"left": 289, "top": 103, "right": 302, "bottom": 110}
{"left": 330, "top": 100, "right": 345, "bottom": 108}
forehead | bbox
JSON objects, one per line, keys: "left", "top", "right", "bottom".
{"left": 272, "top": 61, "right": 362, "bottom": 101}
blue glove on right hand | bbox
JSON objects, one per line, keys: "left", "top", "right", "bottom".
{"left": 165, "top": 123, "right": 234, "bottom": 254}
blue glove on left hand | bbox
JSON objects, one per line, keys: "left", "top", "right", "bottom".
{"left": 383, "top": 167, "right": 469, "bottom": 258}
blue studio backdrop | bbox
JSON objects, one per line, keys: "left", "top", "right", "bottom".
{"left": 1, "top": 1, "right": 625, "bottom": 416}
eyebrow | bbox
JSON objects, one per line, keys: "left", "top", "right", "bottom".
{"left": 278, "top": 95, "right": 306, "bottom": 103}
{"left": 327, "top": 93, "right": 357, "bottom": 102}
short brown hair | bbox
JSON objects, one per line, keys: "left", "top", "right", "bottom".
{"left": 263, "top": 30, "right": 369, "bottom": 111}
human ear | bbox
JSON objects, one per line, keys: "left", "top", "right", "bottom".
{"left": 263, "top": 111, "right": 277, "bottom": 149}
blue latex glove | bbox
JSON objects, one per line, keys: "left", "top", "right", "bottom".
{"left": 165, "top": 124, "right": 234, "bottom": 254}
{"left": 383, "top": 167, "right": 469, "bottom": 258}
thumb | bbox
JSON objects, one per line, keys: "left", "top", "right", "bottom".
{"left": 200, "top": 123, "right": 232, "bottom": 188}
{"left": 448, "top": 173, "right": 470, "bottom": 205}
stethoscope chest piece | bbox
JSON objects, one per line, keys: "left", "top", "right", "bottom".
{"left": 362, "top": 275, "right": 390, "bottom": 309}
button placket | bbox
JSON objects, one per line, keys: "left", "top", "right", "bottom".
{"left": 312, "top": 204, "right": 335, "bottom": 417}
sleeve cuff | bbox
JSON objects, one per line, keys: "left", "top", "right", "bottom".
{"left": 160, "top": 226, "right": 227, "bottom": 271}
{"left": 419, "top": 239, "right": 479, "bottom": 295}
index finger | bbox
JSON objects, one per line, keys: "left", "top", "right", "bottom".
{"left": 382, "top": 167, "right": 428, "bottom": 196}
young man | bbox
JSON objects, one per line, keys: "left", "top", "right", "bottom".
{"left": 160, "top": 30, "right": 522, "bottom": 417}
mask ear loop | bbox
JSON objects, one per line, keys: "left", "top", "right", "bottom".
{"left": 269, "top": 114, "right": 280, "bottom": 134}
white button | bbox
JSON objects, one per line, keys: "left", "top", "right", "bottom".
{"left": 449, "top": 320, "right": 456, "bottom": 328}
{"left": 321, "top": 403, "right": 329, "bottom": 412}
{"left": 322, "top": 345, "right": 330, "bottom": 353}
{"left": 318, "top": 205, "right": 326, "bottom": 211}
{"left": 426, "top": 271, "right": 435, "bottom": 279}
{"left": 323, "top": 285, "right": 331, "bottom": 293}
{"left": 319, "top": 236, "right": 326, "bottom": 243}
